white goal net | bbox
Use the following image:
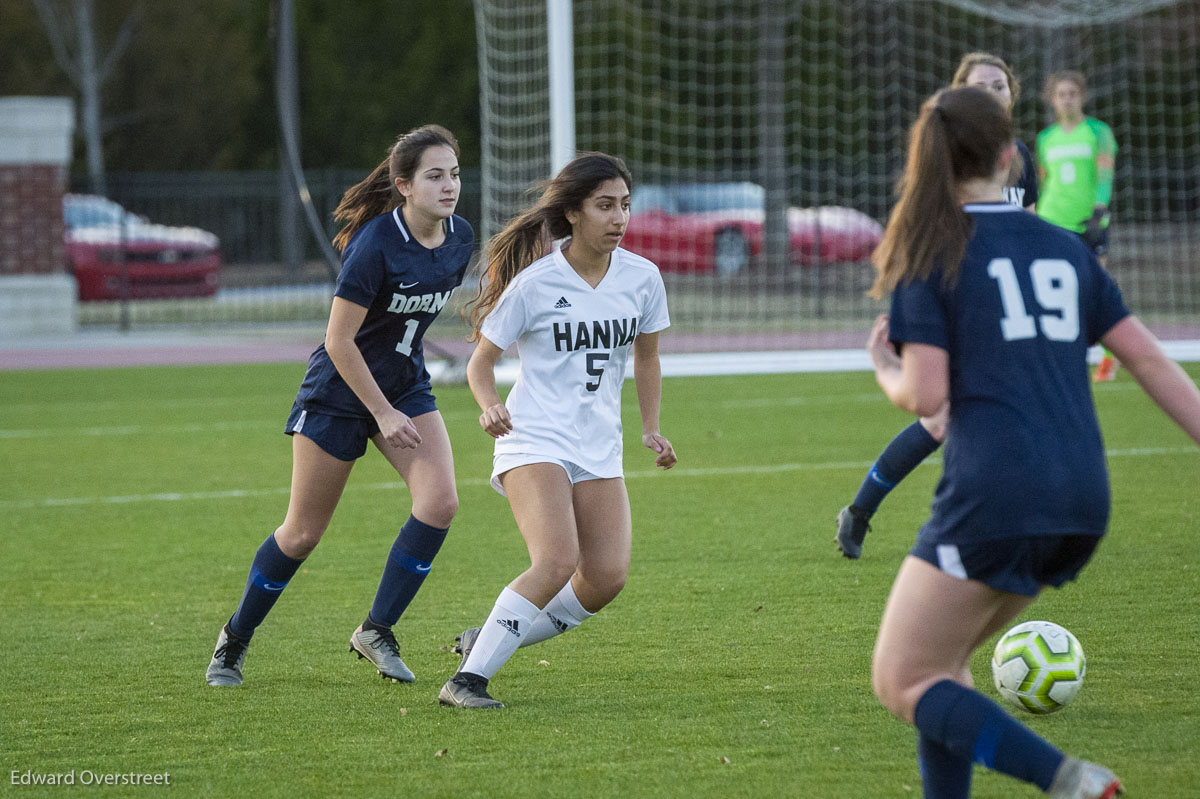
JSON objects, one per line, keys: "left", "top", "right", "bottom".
{"left": 473, "top": 0, "right": 1200, "bottom": 352}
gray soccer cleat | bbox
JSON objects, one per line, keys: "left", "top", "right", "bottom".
{"left": 453, "top": 627, "right": 481, "bottom": 665}
{"left": 206, "top": 624, "right": 250, "bottom": 687}
{"left": 835, "top": 505, "right": 872, "bottom": 560}
{"left": 349, "top": 623, "right": 415, "bottom": 683}
{"left": 438, "top": 673, "right": 503, "bottom": 709}
{"left": 1048, "top": 757, "right": 1124, "bottom": 799}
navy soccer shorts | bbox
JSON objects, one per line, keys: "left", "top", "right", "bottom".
{"left": 911, "top": 533, "right": 1102, "bottom": 597}
{"left": 284, "top": 390, "right": 439, "bottom": 461}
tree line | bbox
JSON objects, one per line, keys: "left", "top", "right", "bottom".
{"left": 0, "top": 0, "right": 481, "bottom": 179}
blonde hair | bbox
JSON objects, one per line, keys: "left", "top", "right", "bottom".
{"left": 951, "top": 51, "right": 1020, "bottom": 114}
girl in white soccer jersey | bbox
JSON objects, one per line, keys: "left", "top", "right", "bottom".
{"left": 206, "top": 126, "right": 473, "bottom": 687}
{"left": 439, "top": 152, "right": 676, "bottom": 709}
{"left": 867, "top": 87, "right": 1200, "bottom": 799}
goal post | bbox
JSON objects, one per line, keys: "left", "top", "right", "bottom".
{"left": 473, "top": 0, "right": 1200, "bottom": 351}
{"left": 547, "top": 0, "right": 576, "bottom": 175}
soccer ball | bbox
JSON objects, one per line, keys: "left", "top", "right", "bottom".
{"left": 991, "top": 620, "right": 1085, "bottom": 714}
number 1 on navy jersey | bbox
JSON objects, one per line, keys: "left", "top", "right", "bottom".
{"left": 394, "top": 319, "right": 419, "bottom": 356}
{"left": 987, "top": 258, "right": 1080, "bottom": 342}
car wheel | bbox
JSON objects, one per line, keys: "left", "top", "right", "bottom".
{"left": 713, "top": 228, "right": 749, "bottom": 277}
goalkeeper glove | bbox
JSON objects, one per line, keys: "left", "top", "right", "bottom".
{"left": 1082, "top": 207, "right": 1108, "bottom": 250}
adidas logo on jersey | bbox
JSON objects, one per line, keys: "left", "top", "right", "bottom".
{"left": 496, "top": 618, "right": 521, "bottom": 637}
{"left": 554, "top": 296, "right": 571, "bottom": 308}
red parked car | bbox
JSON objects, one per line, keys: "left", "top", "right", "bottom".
{"left": 621, "top": 182, "right": 883, "bottom": 276}
{"left": 64, "top": 194, "right": 222, "bottom": 301}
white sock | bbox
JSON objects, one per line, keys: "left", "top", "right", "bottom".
{"left": 460, "top": 586, "right": 540, "bottom": 679}
{"left": 520, "top": 579, "right": 594, "bottom": 647}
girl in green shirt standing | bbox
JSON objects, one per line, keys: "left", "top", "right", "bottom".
{"left": 1037, "top": 70, "right": 1120, "bottom": 381}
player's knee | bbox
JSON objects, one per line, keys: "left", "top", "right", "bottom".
{"left": 871, "top": 664, "right": 898, "bottom": 715}
{"left": 873, "top": 661, "right": 951, "bottom": 723}
{"left": 872, "top": 672, "right": 918, "bottom": 721}
{"left": 415, "top": 491, "right": 458, "bottom": 529}
{"left": 921, "top": 417, "right": 948, "bottom": 442}
{"left": 958, "top": 668, "right": 974, "bottom": 691}
{"left": 578, "top": 563, "right": 628, "bottom": 604}
{"left": 531, "top": 555, "right": 579, "bottom": 589}
{"left": 275, "top": 523, "right": 325, "bottom": 559}
{"left": 871, "top": 652, "right": 916, "bottom": 719}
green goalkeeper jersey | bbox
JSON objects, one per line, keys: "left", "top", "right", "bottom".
{"left": 1036, "top": 117, "right": 1117, "bottom": 233}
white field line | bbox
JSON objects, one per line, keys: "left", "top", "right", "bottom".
{"left": 0, "top": 394, "right": 284, "bottom": 415}
{"left": 0, "top": 382, "right": 1147, "bottom": 439}
{"left": 0, "top": 420, "right": 268, "bottom": 439}
{"left": 0, "top": 411, "right": 484, "bottom": 440}
{"left": 2, "top": 446, "right": 1194, "bottom": 512}
{"left": 727, "top": 382, "right": 1145, "bottom": 409}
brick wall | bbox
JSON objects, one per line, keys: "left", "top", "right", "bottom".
{"left": 0, "top": 97, "right": 77, "bottom": 336}
{"left": 0, "top": 163, "right": 68, "bottom": 275}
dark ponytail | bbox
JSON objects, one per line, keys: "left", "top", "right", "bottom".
{"left": 464, "top": 152, "right": 632, "bottom": 340}
{"left": 332, "top": 124, "right": 459, "bottom": 252}
{"left": 870, "top": 87, "right": 1012, "bottom": 299}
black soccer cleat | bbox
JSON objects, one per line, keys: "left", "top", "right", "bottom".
{"left": 835, "top": 505, "right": 872, "bottom": 560}
{"left": 438, "top": 672, "right": 503, "bottom": 709}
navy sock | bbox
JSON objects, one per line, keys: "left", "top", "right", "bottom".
{"left": 913, "top": 680, "right": 1064, "bottom": 792}
{"left": 229, "top": 533, "right": 305, "bottom": 639}
{"left": 852, "top": 420, "right": 941, "bottom": 515}
{"left": 919, "top": 734, "right": 973, "bottom": 799}
{"left": 368, "top": 516, "right": 449, "bottom": 627}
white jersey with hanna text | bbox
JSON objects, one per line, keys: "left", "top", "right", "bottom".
{"left": 480, "top": 246, "right": 670, "bottom": 477}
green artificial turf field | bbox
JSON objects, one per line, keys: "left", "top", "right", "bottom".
{"left": 2, "top": 363, "right": 1197, "bottom": 797}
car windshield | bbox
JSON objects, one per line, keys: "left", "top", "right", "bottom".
{"left": 63, "top": 196, "right": 141, "bottom": 229}
{"left": 632, "top": 182, "right": 765, "bottom": 214}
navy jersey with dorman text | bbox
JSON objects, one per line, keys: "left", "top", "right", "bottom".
{"left": 888, "top": 204, "right": 1128, "bottom": 545}
{"left": 295, "top": 209, "right": 474, "bottom": 416}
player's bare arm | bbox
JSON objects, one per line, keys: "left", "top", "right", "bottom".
{"left": 868, "top": 314, "right": 948, "bottom": 417}
{"left": 633, "top": 331, "right": 675, "bottom": 469}
{"left": 466, "top": 336, "right": 513, "bottom": 437}
{"left": 1102, "top": 316, "right": 1200, "bottom": 445}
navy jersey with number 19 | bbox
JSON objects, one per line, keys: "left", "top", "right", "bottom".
{"left": 295, "top": 208, "right": 474, "bottom": 417}
{"left": 888, "top": 203, "right": 1129, "bottom": 545}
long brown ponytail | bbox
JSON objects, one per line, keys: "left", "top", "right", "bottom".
{"left": 464, "top": 152, "right": 632, "bottom": 340}
{"left": 870, "top": 87, "right": 1012, "bottom": 299}
{"left": 332, "top": 124, "right": 459, "bottom": 252}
